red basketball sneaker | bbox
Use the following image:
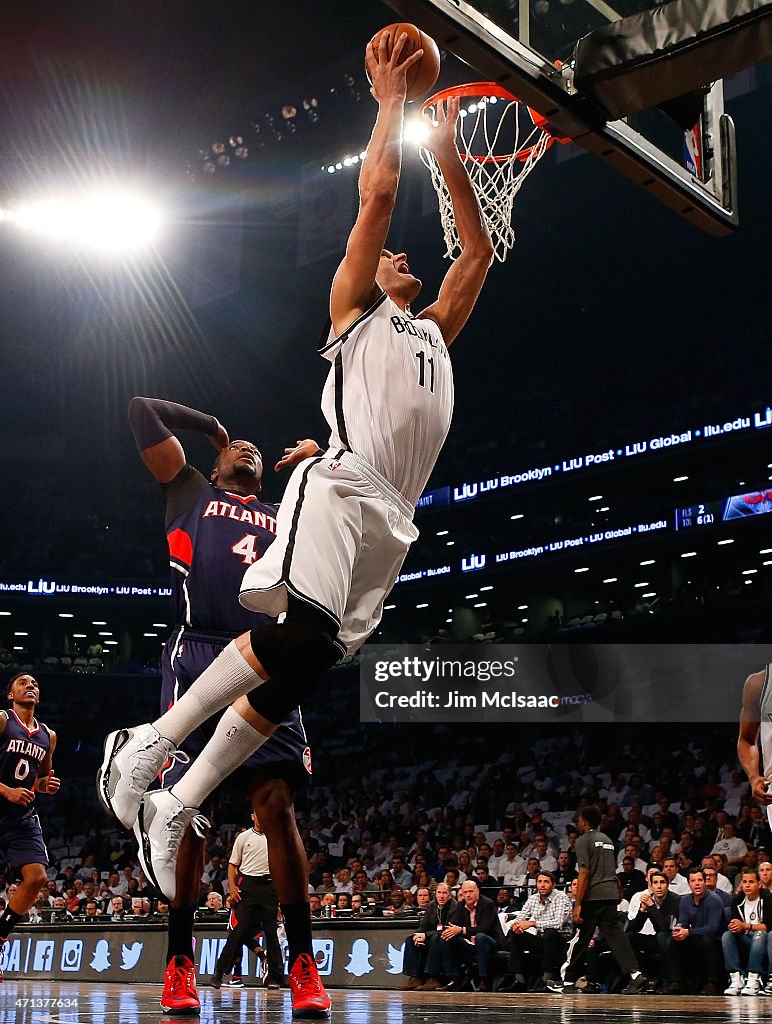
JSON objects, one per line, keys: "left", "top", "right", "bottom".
{"left": 161, "top": 955, "right": 200, "bottom": 1015}
{"left": 289, "top": 953, "right": 331, "bottom": 1019}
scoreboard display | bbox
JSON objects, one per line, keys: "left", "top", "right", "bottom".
{"left": 675, "top": 490, "right": 772, "bottom": 531}
{"left": 674, "top": 500, "right": 726, "bottom": 531}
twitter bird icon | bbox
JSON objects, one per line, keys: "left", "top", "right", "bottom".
{"left": 121, "top": 942, "right": 144, "bottom": 971}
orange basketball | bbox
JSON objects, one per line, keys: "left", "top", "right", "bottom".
{"left": 367, "top": 23, "right": 441, "bottom": 102}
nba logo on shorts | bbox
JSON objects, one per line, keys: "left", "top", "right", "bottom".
{"left": 327, "top": 460, "right": 342, "bottom": 472}
{"left": 225, "top": 726, "right": 238, "bottom": 740}
{"left": 303, "top": 746, "right": 313, "bottom": 775}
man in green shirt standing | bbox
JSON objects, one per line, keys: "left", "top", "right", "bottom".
{"left": 548, "top": 806, "right": 649, "bottom": 995}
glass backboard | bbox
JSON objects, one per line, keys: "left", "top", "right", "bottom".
{"left": 385, "top": 0, "right": 740, "bottom": 233}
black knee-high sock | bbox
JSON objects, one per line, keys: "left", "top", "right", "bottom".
{"left": 0, "top": 907, "right": 25, "bottom": 943}
{"left": 167, "top": 906, "right": 196, "bottom": 965}
{"left": 281, "top": 902, "right": 313, "bottom": 968}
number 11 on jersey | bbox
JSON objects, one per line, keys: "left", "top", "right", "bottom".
{"left": 415, "top": 350, "right": 435, "bottom": 393}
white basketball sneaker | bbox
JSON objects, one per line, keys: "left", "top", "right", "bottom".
{"left": 724, "top": 972, "right": 744, "bottom": 995}
{"left": 134, "top": 788, "right": 210, "bottom": 901}
{"left": 98, "top": 724, "right": 182, "bottom": 829}
{"left": 742, "top": 973, "right": 762, "bottom": 996}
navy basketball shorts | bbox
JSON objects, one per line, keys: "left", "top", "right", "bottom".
{"left": 0, "top": 811, "right": 49, "bottom": 868}
{"left": 160, "top": 629, "right": 313, "bottom": 792}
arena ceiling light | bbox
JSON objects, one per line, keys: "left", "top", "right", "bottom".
{"left": 403, "top": 118, "right": 429, "bottom": 146}
{"left": 152, "top": 623, "right": 167, "bottom": 628}
{"left": 634, "top": 582, "right": 649, "bottom": 588}
{"left": 717, "top": 538, "right": 734, "bottom": 545}
{"left": 510, "top": 514, "right": 524, "bottom": 521}
{"left": 574, "top": 567, "right": 590, "bottom": 573}
{"left": 673, "top": 475, "right": 689, "bottom": 482}
{"left": 681, "top": 551, "right": 697, "bottom": 558}
{"left": 92, "top": 621, "right": 107, "bottom": 626}
{"left": 384, "top": 604, "right": 396, "bottom": 611}
{"left": 436, "top": 530, "right": 449, "bottom": 536}
{"left": 474, "top": 602, "right": 487, "bottom": 608}
{"left": 588, "top": 494, "right": 603, "bottom": 501}
{"left": 416, "top": 603, "right": 429, "bottom": 609}
{"left": 640, "top": 559, "right": 655, "bottom": 565}
{"left": 761, "top": 548, "right": 772, "bottom": 555}
{"left": 446, "top": 541, "right": 455, "bottom": 546}
{"left": 518, "top": 604, "right": 528, "bottom": 610}
{"left": 2, "top": 189, "right": 162, "bottom": 253}
{"left": 58, "top": 613, "right": 74, "bottom": 618}
{"left": 465, "top": 593, "right": 479, "bottom": 599}
{"left": 603, "top": 577, "right": 618, "bottom": 583}
{"left": 480, "top": 585, "right": 493, "bottom": 591}
{"left": 323, "top": 151, "right": 368, "bottom": 175}
{"left": 0, "top": 611, "right": 11, "bottom": 616}
{"left": 743, "top": 569, "right": 758, "bottom": 575}
{"left": 72, "top": 633, "right": 87, "bottom": 638}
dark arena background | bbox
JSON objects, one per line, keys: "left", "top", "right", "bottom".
{"left": 0, "top": 0, "right": 771, "bottom": 1022}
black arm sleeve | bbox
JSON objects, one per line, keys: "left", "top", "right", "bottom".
{"left": 163, "top": 464, "right": 210, "bottom": 529}
{"left": 128, "top": 396, "right": 220, "bottom": 452}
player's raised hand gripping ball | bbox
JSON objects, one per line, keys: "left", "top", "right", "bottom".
{"left": 366, "top": 23, "right": 441, "bottom": 102}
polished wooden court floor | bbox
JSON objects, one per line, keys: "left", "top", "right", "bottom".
{"left": 5, "top": 983, "right": 772, "bottom": 1024}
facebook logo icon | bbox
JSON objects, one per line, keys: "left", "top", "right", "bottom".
{"left": 33, "top": 941, "right": 55, "bottom": 972}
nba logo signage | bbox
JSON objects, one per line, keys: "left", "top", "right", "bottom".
{"left": 684, "top": 123, "right": 702, "bottom": 179}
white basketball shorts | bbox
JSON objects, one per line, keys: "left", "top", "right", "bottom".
{"left": 239, "top": 448, "right": 418, "bottom": 656}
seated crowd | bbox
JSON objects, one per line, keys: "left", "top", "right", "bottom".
{"left": 5, "top": 801, "right": 772, "bottom": 997}
{"left": 3, "top": 712, "right": 772, "bottom": 995}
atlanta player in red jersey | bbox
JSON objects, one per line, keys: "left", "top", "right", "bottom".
{"left": 0, "top": 673, "right": 60, "bottom": 979}
{"left": 98, "top": 396, "right": 325, "bottom": 1015}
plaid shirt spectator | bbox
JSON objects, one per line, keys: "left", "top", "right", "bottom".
{"left": 513, "top": 888, "right": 573, "bottom": 938}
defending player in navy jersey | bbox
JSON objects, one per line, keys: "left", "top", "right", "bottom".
{"left": 101, "top": 31, "right": 493, "bottom": 1019}
{"left": 0, "top": 673, "right": 60, "bottom": 976}
{"left": 98, "top": 396, "right": 322, "bottom": 1015}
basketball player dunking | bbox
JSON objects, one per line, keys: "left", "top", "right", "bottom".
{"left": 738, "top": 669, "right": 772, "bottom": 821}
{"left": 0, "top": 674, "right": 60, "bottom": 978}
{"left": 100, "top": 29, "right": 493, "bottom": 1019}
{"left": 98, "top": 396, "right": 319, "bottom": 1014}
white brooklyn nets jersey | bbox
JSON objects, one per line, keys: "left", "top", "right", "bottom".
{"left": 319, "top": 291, "right": 454, "bottom": 507}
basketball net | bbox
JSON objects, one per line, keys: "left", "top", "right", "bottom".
{"left": 420, "top": 83, "right": 565, "bottom": 262}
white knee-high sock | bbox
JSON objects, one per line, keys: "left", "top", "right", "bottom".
{"left": 153, "top": 640, "right": 263, "bottom": 745}
{"left": 170, "top": 706, "right": 270, "bottom": 808}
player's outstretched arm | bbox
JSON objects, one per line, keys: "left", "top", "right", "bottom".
{"left": 419, "top": 98, "right": 494, "bottom": 347}
{"left": 330, "top": 31, "right": 423, "bottom": 337}
{"left": 738, "top": 670, "right": 772, "bottom": 805}
{"left": 128, "top": 396, "right": 229, "bottom": 484}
